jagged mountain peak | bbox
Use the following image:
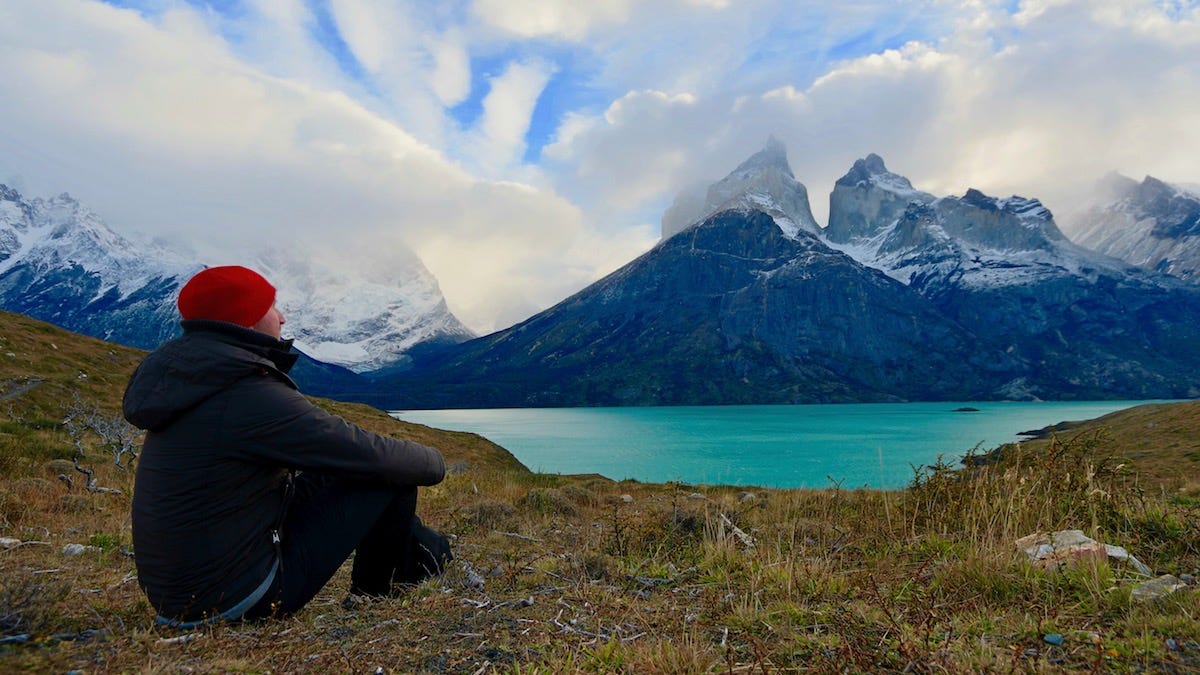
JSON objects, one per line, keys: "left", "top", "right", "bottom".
{"left": 730, "top": 135, "right": 793, "bottom": 178}
{"left": 384, "top": 207, "right": 1007, "bottom": 408}
{"left": 661, "top": 137, "right": 820, "bottom": 240}
{"left": 826, "top": 154, "right": 933, "bottom": 243}
{"left": 956, "top": 189, "right": 1055, "bottom": 223}
{"left": 1066, "top": 171, "right": 1200, "bottom": 279}
{"left": 835, "top": 153, "right": 893, "bottom": 187}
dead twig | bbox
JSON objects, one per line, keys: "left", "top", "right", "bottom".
{"left": 498, "top": 531, "right": 541, "bottom": 542}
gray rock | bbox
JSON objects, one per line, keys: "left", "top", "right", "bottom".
{"left": 62, "top": 543, "right": 98, "bottom": 556}
{"left": 462, "top": 563, "right": 486, "bottom": 590}
{"left": 1132, "top": 574, "right": 1187, "bottom": 602}
{"left": 662, "top": 137, "right": 820, "bottom": 240}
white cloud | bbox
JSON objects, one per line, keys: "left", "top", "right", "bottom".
{"left": 471, "top": 0, "right": 633, "bottom": 40}
{"left": 541, "top": 0, "right": 1200, "bottom": 227}
{"left": 429, "top": 32, "right": 472, "bottom": 107}
{"left": 329, "top": 0, "right": 390, "bottom": 72}
{"left": 0, "top": 0, "right": 602, "bottom": 333}
{"left": 1, "top": 0, "right": 1198, "bottom": 337}
{"left": 467, "top": 59, "right": 556, "bottom": 174}
{"left": 326, "top": 0, "right": 472, "bottom": 147}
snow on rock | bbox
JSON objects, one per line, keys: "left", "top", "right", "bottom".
{"left": 0, "top": 184, "right": 473, "bottom": 373}
{"left": 1064, "top": 173, "right": 1200, "bottom": 281}
{"left": 661, "top": 136, "right": 821, "bottom": 240}
{"left": 253, "top": 247, "right": 473, "bottom": 372}
{"left": 824, "top": 155, "right": 1139, "bottom": 291}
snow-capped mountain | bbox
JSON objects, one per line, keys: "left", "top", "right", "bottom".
{"left": 824, "top": 155, "right": 1200, "bottom": 400}
{"left": 0, "top": 184, "right": 473, "bottom": 375}
{"left": 252, "top": 248, "right": 473, "bottom": 373}
{"left": 825, "top": 153, "right": 935, "bottom": 244}
{"left": 825, "top": 155, "right": 1135, "bottom": 288}
{"left": 1063, "top": 173, "right": 1200, "bottom": 281}
{"left": 371, "top": 142, "right": 1200, "bottom": 408}
{"left": 375, "top": 208, "right": 1009, "bottom": 408}
{"left": 661, "top": 136, "right": 821, "bottom": 240}
{"left": 0, "top": 185, "right": 195, "bottom": 349}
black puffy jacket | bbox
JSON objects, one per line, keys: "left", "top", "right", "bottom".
{"left": 123, "top": 320, "right": 445, "bottom": 620}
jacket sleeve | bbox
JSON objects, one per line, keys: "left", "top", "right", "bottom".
{"left": 220, "top": 375, "right": 446, "bottom": 487}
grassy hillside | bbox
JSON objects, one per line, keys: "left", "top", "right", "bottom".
{"left": 1, "top": 309, "right": 1198, "bottom": 672}
{"left": 0, "top": 309, "right": 526, "bottom": 475}
{"left": 1000, "top": 400, "right": 1200, "bottom": 492}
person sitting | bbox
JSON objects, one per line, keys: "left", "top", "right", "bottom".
{"left": 123, "top": 265, "right": 450, "bottom": 627}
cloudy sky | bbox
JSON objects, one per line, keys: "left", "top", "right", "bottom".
{"left": 1, "top": 0, "right": 1197, "bottom": 333}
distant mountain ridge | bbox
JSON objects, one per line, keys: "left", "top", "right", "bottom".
{"left": 367, "top": 141, "right": 1200, "bottom": 408}
{"left": 826, "top": 155, "right": 1200, "bottom": 401}
{"left": 0, "top": 186, "right": 193, "bottom": 349}
{"left": 8, "top": 142, "right": 1200, "bottom": 410}
{"left": 1063, "top": 173, "right": 1200, "bottom": 280}
{"left": 0, "top": 184, "right": 473, "bottom": 381}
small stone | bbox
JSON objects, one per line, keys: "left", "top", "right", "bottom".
{"left": 1043, "top": 633, "right": 1064, "bottom": 646}
{"left": 62, "top": 543, "right": 88, "bottom": 556}
{"left": 463, "top": 565, "right": 485, "bottom": 590}
{"left": 0, "top": 537, "right": 21, "bottom": 548}
{"left": 737, "top": 491, "right": 758, "bottom": 502}
{"left": 1180, "top": 573, "right": 1196, "bottom": 584}
{"left": 1166, "top": 638, "right": 1180, "bottom": 651}
{"left": 1132, "top": 574, "right": 1187, "bottom": 602}
{"left": 688, "top": 493, "right": 705, "bottom": 500}
{"left": 620, "top": 494, "right": 634, "bottom": 503}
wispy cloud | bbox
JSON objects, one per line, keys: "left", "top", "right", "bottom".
{"left": 0, "top": 0, "right": 1197, "bottom": 333}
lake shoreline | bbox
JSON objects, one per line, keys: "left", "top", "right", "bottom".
{"left": 395, "top": 399, "right": 1177, "bottom": 490}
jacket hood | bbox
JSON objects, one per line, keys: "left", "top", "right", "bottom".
{"left": 123, "top": 321, "right": 299, "bottom": 431}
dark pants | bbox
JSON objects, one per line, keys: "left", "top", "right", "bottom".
{"left": 243, "top": 474, "right": 448, "bottom": 619}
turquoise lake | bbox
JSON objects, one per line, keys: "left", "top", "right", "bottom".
{"left": 393, "top": 401, "right": 1166, "bottom": 489}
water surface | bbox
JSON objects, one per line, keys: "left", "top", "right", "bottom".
{"left": 394, "top": 401, "right": 1162, "bottom": 489}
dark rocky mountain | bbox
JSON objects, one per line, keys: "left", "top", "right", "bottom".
{"left": 9, "top": 145, "right": 1200, "bottom": 409}
{"left": 368, "top": 144, "right": 1200, "bottom": 408}
{"left": 1063, "top": 173, "right": 1200, "bottom": 280}
{"left": 376, "top": 209, "right": 1012, "bottom": 409}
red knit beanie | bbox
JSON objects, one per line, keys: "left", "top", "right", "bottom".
{"left": 177, "top": 265, "right": 277, "bottom": 328}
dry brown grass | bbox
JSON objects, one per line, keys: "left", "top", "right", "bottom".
{"left": 2, "top": 310, "right": 1199, "bottom": 672}
{"left": 1011, "top": 400, "right": 1200, "bottom": 492}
